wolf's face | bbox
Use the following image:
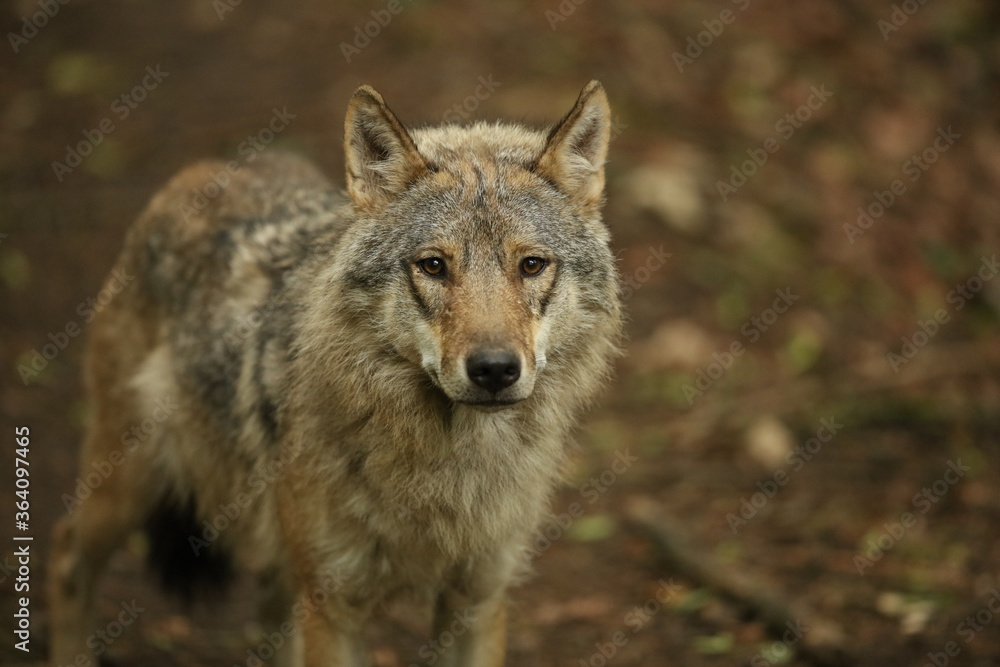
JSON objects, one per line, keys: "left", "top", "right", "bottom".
{"left": 340, "top": 83, "right": 614, "bottom": 408}
{"left": 384, "top": 162, "right": 573, "bottom": 407}
{"left": 402, "top": 209, "right": 556, "bottom": 406}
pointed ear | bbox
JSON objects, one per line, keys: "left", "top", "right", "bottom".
{"left": 344, "top": 85, "right": 429, "bottom": 210}
{"left": 534, "top": 80, "right": 611, "bottom": 206}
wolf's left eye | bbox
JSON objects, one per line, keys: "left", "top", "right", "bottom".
{"left": 520, "top": 257, "right": 548, "bottom": 276}
{"left": 418, "top": 257, "right": 447, "bottom": 277}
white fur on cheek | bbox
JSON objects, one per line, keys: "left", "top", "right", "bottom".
{"left": 413, "top": 320, "right": 443, "bottom": 383}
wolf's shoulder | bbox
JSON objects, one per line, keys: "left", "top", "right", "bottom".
{"left": 143, "top": 151, "right": 347, "bottom": 248}
{"left": 126, "top": 152, "right": 351, "bottom": 311}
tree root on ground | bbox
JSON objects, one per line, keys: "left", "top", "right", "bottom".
{"left": 624, "top": 496, "right": 856, "bottom": 667}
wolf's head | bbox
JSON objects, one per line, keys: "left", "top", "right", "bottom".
{"left": 337, "top": 81, "right": 619, "bottom": 409}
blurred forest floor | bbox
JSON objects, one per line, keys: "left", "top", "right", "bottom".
{"left": 2, "top": 1, "right": 999, "bottom": 665}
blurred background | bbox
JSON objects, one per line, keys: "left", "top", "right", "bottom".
{"left": 2, "top": 0, "right": 1000, "bottom": 665}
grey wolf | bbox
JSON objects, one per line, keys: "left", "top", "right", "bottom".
{"left": 48, "top": 80, "right": 621, "bottom": 666}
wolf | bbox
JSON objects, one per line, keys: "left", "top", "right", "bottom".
{"left": 48, "top": 80, "right": 622, "bottom": 666}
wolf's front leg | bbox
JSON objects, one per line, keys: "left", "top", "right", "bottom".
{"left": 299, "top": 595, "right": 370, "bottom": 667}
{"left": 432, "top": 588, "right": 507, "bottom": 667}
{"left": 257, "top": 568, "right": 303, "bottom": 667}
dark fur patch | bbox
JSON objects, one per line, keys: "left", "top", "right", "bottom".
{"left": 144, "top": 493, "right": 235, "bottom": 604}
{"left": 539, "top": 262, "right": 561, "bottom": 317}
{"left": 257, "top": 398, "right": 279, "bottom": 442}
{"left": 347, "top": 450, "right": 368, "bottom": 476}
{"left": 253, "top": 334, "right": 281, "bottom": 446}
{"left": 344, "top": 245, "right": 393, "bottom": 290}
{"left": 404, "top": 263, "right": 433, "bottom": 320}
{"left": 188, "top": 349, "right": 240, "bottom": 430}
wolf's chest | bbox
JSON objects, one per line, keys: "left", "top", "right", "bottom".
{"left": 342, "top": 411, "right": 562, "bottom": 562}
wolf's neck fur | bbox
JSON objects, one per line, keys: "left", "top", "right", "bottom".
{"left": 281, "top": 288, "right": 575, "bottom": 566}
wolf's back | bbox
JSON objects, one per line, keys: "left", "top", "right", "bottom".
{"left": 103, "top": 152, "right": 349, "bottom": 437}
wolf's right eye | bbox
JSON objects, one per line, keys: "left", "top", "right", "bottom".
{"left": 418, "top": 257, "right": 447, "bottom": 277}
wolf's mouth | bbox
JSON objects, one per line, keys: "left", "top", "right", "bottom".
{"left": 460, "top": 398, "right": 522, "bottom": 412}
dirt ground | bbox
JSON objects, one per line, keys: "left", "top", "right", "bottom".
{"left": 2, "top": 1, "right": 1000, "bottom": 665}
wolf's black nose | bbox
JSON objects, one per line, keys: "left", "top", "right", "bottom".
{"left": 466, "top": 349, "right": 521, "bottom": 393}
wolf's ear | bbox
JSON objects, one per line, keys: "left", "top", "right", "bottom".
{"left": 344, "top": 85, "right": 429, "bottom": 210}
{"left": 534, "top": 80, "right": 611, "bottom": 207}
